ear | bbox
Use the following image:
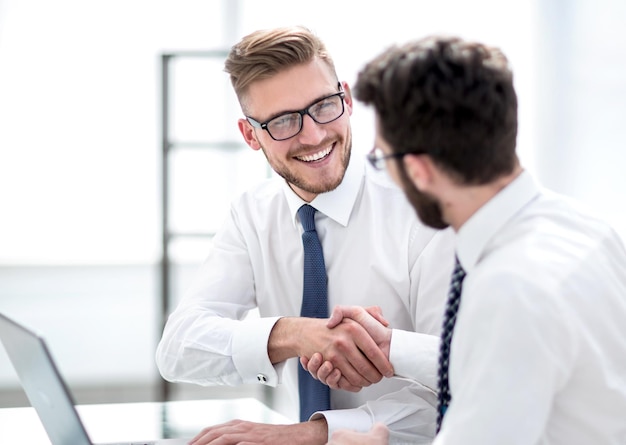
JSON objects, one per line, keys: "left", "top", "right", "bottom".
{"left": 238, "top": 118, "right": 263, "bottom": 151}
{"left": 340, "top": 81, "right": 354, "bottom": 116}
{"left": 403, "top": 154, "right": 433, "bottom": 192}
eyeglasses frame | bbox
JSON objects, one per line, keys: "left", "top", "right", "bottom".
{"left": 367, "top": 147, "right": 410, "bottom": 171}
{"left": 246, "top": 89, "right": 346, "bottom": 141}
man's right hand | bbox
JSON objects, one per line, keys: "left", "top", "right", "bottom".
{"left": 300, "top": 306, "right": 393, "bottom": 391}
{"left": 268, "top": 313, "right": 393, "bottom": 390}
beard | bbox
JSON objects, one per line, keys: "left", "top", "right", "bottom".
{"left": 398, "top": 168, "right": 449, "bottom": 230}
{"left": 262, "top": 130, "right": 352, "bottom": 196}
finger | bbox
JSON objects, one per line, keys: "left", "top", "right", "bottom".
{"left": 327, "top": 305, "right": 347, "bottom": 328}
{"left": 315, "top": 360, "right": 335, "bottom": 384}
{"left": 343, "top": 322, "right": 392, "bottom": 380}
{"left": 364, "top": 305, "right": 390, "bottom": 327}
{"left": 370, "top": 422, "right": 390, "bottom": 440}
{"left": 190, "top": 425, "right": 221, "bottom": 444}
{"left": 330, "top": 305, "right": 390, "bottom": 329}
{"left": 300, "top": 355, "right": 309, "bottom": 369}
{"left": 324, "top": 348, "right": 373, "bottom": 388}
{"left": 324, "top": 320, "right": 384, "bottom": 385}
{"left": 354, "top": 334, "right": 394, "bottom": 379}
{"left": 325, "top": 367, "right": 342, "bottom": 390}
{"left": 306, "top": 353, "right": 324, "bottom": 379}
{"left": 336, "top": 375, "right": 364, "bottom": 393}
{"left": 357, "top": 332, "right": 394, "bottom": 383}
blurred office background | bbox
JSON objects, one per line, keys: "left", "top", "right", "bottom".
{"left": 1, "top": 0, "right": 625, "bottom": 414}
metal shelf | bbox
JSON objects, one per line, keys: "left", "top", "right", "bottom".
{"left": 159, "top": 50, "right": 238, "bottom": 401}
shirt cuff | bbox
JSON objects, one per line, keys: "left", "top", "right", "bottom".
{"left": 390, "top": 329, "right": 439, "bottom": 390}
{"left": 311, "top": 409, "right": 372, "bottom": 439}
{"left": 232, "top": 316, "right": 282, "bottom": 386}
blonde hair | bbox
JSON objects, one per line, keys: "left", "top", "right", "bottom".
{"left": 224, "top": 26, "right": 337, "bottom": 109}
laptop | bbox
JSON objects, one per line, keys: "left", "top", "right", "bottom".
{"left": 0, "top": 312, "right": 189, "bottom": 445}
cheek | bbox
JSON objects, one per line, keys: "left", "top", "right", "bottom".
{"left": 387, "top": 163, "right": 404, "bottom": 188}
{"left": 262, "top": 142, "right": 291, "bottom": 162}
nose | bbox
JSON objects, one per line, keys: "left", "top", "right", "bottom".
{"left": 296, "top": 114, "right": 326, "bottom": 145}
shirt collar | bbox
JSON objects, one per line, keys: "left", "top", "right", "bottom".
{"left": 283, "top": 155, "right": 364, "bottom": 228}
{"left": 456, "top": 170, "right": 541, "bottom": 273}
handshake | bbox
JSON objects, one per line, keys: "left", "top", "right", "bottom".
{"left": 299, "top": 305, "right": 395, "bottom": 392}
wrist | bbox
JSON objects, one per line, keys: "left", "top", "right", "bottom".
{"left": 302, "top": 417, "right": 328, "bottom": 444}
{"left": 382, "top": 328, "right": 392, "bottom": 361}
{"left": 268, "top": 317, "right": 298, "bottom": 363}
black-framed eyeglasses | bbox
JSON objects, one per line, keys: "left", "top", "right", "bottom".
{"left": 246, "top": 91, "right": 346, "bottom": 141}
{"left": 367, "top": 147, "right": 408, "bottom": 170}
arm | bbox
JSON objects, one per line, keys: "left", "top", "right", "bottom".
{"left": 156, "top": 204, "right": 393, "bottom": 389}
{"left": 155, "top": 207, "right": 281, "bottom": 386}
{"left": 315, "top": 382, "right": 439, "bottom": 443}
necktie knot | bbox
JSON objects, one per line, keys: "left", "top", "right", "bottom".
{"left": 298, "top": 204, "right": 317, "bottom": 232}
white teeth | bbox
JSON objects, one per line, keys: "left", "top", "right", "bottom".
{"left": 297, "top": 146, "right": 332, "bottom": 162}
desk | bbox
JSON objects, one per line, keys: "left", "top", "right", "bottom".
{"left": 0, "top": 398, "right": 292, "bottom": 444}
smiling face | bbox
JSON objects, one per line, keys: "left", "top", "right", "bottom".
{"left": 237, "top": 58, "right": 353, "bottom": 202}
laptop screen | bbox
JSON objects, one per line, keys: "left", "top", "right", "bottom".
{"left": 0, "top": 313, "right": 92, "bottom": 445}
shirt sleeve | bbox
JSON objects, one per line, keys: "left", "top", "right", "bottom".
{"left": 312, "top": 383, "right": 438, "bottom": 444}
{"left": 389, "top": 329, "right": 440, "bottom": 391}
{"left": 155, "top": 205, "right": 284, "bottom": 387}
{"left": 313, "top": 330, "right": 439, "bottom": 442}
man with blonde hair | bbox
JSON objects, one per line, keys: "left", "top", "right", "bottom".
{"left": 156, "top": 26, "right": 454, "bottom": 444}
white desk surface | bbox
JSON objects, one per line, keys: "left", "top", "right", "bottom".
{"left": 0, "top": 398, "right": 293, "bottom": 444}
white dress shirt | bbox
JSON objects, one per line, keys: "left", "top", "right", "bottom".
{"left": 156, "top": 156, "right": 456, "bottom": 441}
{"left": 389, "top": 171, "right": 626, "bottom": 444}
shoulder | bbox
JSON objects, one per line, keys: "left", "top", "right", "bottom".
{"left": 468, "top": 190, "right": 620, "bottom": 309}
{"left": 227, "top": 177, "right": 291, "bottom": 230}
{"left": 232, "top": 176, "right": 285, "bottom": 208}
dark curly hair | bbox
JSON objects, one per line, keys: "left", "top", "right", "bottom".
{"left": 354, "top": 35, "right": 518, "bottom": 185}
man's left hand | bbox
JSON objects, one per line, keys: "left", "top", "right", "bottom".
{"left": 189, "top": 418, "right": 327, "bottom": 445}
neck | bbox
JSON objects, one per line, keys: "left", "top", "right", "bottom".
{"left": 445, "top": 165, "right": 524, "bottom": 231}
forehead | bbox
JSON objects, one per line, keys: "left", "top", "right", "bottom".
{"left": 244, "top": 58, "right": 338, "bottom": 118}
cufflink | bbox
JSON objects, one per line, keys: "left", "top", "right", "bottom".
{"left": 256, "top": 373, "right": 268, "bottom": 383}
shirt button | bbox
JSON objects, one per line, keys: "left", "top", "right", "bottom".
{"left": 256, "top": 374, "right": 268, "bottom": 384}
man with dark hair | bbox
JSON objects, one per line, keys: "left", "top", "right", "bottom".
{"left": 305, "top": 35, "right": 626, "bottom": 444}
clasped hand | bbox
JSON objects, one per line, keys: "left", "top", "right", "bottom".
{"left": 300, "top": 306, "right": 393, "bottom": 392}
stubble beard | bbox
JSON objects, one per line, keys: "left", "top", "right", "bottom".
{"left": 263, "top": 130, "right": 352, "bottom": 195}
{"left": 400, "top": 173, "right": 449, "bottom": 230}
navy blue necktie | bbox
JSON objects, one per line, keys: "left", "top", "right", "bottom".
{"left": 297, "top": 204, "right": 331, "bottom": 421}
{"left": 436, "top": 256, "right": 466, "bottom": 432}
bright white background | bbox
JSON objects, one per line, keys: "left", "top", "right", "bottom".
{"left": 0, "top": 0, "right": 625, "bottom": 405}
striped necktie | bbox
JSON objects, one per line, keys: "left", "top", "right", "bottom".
{"left": 436, "top": 256, "right": 466, "bottom": 432}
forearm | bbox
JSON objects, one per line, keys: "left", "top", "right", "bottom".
{"left": 315, "top": 384, "right": 438, "bottom": 443}
{"left": 156, "top": 306, "right": 281, "bottom": 386}
{"left": 268, "top": 317, "right": 303, "bottom": 364}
